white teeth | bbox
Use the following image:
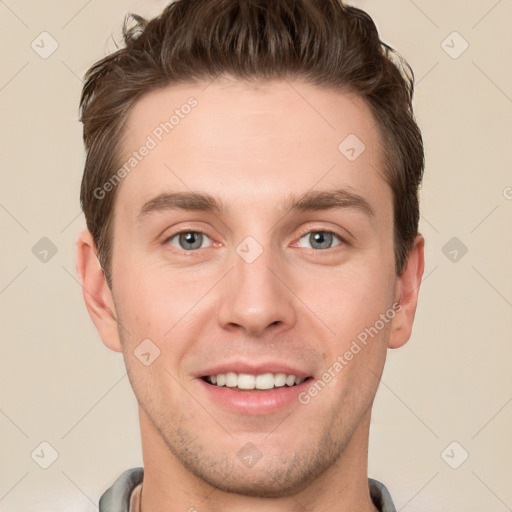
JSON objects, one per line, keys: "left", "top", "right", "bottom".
{"left": 274, "top": 373, "right": 287, "bottom": 386}
{"left": 255, "top": 373, "right": 274, "bottom": 390}
{"left": 225, "top": 372, "right": 237, "bottom": 387}
{"left": 237, "top": 374, "right": 255, "bottom": 390}
{"left": 205, "top": 372, "right": 305, "bottom": 389}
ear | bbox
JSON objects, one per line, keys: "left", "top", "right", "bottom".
{"left": 75, "top": 230, "right": 122, "bottom": 352}
{"left": 388, "top": 234, "right": 425, "bottom": 349}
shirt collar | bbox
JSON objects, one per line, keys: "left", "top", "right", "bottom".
{"left": 99, "top": 467, "right": 397, "bottom": 512}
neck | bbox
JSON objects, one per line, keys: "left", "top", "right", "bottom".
{"left": 137, "top": 407, "right": 378, "bottom": 512}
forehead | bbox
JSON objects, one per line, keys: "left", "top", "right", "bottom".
{"left": 115, "top": 77, "right": 390, "bottom": 219}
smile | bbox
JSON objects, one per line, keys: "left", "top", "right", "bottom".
{"left": 202, "top": 372, "right": 310, "bottom": 390}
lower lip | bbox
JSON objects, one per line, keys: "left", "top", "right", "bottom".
{"left": 197, "top": 378, "right": 311, "bottom": 415}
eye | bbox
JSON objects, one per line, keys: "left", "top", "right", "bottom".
{"left": 296, "top": 230, "right": 343, "bottom": 250}
{"left": 167, "top": 231, "right": 212, "bottom": 251}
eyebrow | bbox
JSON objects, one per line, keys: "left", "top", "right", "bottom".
{"left": 137, "top": 191, "right": 226, "bottom": 221}
{"left": 137, "top": 188, "right": 375, "bottom": 221}
{"left": 283, "top": 189, "right": 375, "bottom": 217}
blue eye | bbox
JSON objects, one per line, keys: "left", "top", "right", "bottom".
{"left": 168, "top": 232, "right": 212, "bottom": 250}
{"left": 297, "top": 231, "right": 342, "bottom": 250}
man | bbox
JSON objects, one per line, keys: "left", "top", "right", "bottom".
{"left": 76, "top": 0, "right": 425, "bottom": 510}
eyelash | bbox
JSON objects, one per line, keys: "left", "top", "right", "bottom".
{"left": 164, "top": 227, "right": 348, "bottom": 253}
{"left": 294, "top": 228, "right": 347, "bottom": 249}
{"left": 164, "top": 229, "right": 215, "bottom": 254}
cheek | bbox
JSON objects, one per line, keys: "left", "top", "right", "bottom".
{"left": 112, "top": 253, "right": 205, "bottom": 341}
{"left": 303, "top": 283, "right": 392, "bottom": 420}
{"left": 293, "top": 258, "right": 395, "bottom": 343}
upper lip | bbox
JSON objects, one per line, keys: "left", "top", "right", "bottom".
{"left": 197, "top": 361, "right": 312, "bottom": 379}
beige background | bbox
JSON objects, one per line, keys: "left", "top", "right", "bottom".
{"left": 1, "top": 0, "right": 511, "bottom": 510}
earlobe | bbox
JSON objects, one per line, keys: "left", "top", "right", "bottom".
{"left": 75, "top": 230, "right": 122, "bottom": 353}
{"left": 387, "top": 234, "right": 425, "bottom": 349}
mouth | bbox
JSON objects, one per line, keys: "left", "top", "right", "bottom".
{"left": 201, "top": 372, "right": 314, "bottom": 391}
{"left": 197, "top": 365, "right": 315, "bottom": 414}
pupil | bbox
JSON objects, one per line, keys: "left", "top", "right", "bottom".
{"left": 310, "top": 232, "right": 332, "bottom": 249}
{"left": 180, "top": 232, "right": 202, "bottom": 250}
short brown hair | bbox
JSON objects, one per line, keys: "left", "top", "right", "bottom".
{"left": 80, "top": 0, "right": 424, "bottom": 286}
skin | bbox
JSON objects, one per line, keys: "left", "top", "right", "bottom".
{"left": 76, "top": 77, "right": 424, "bottom": 512}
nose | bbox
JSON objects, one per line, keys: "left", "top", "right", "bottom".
{"left": 217, "top": 245, "right": 297, "bottom": 336}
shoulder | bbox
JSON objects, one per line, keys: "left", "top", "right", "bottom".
{"left": 99, "top": 467, "right": 144, "bottom": 512}
{"left": 368, "top": 478, "right": 397, "bottom": 512}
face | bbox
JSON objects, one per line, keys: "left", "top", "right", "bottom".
{"left": 89, "top": 77, "right": 417, "bottom": 497}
